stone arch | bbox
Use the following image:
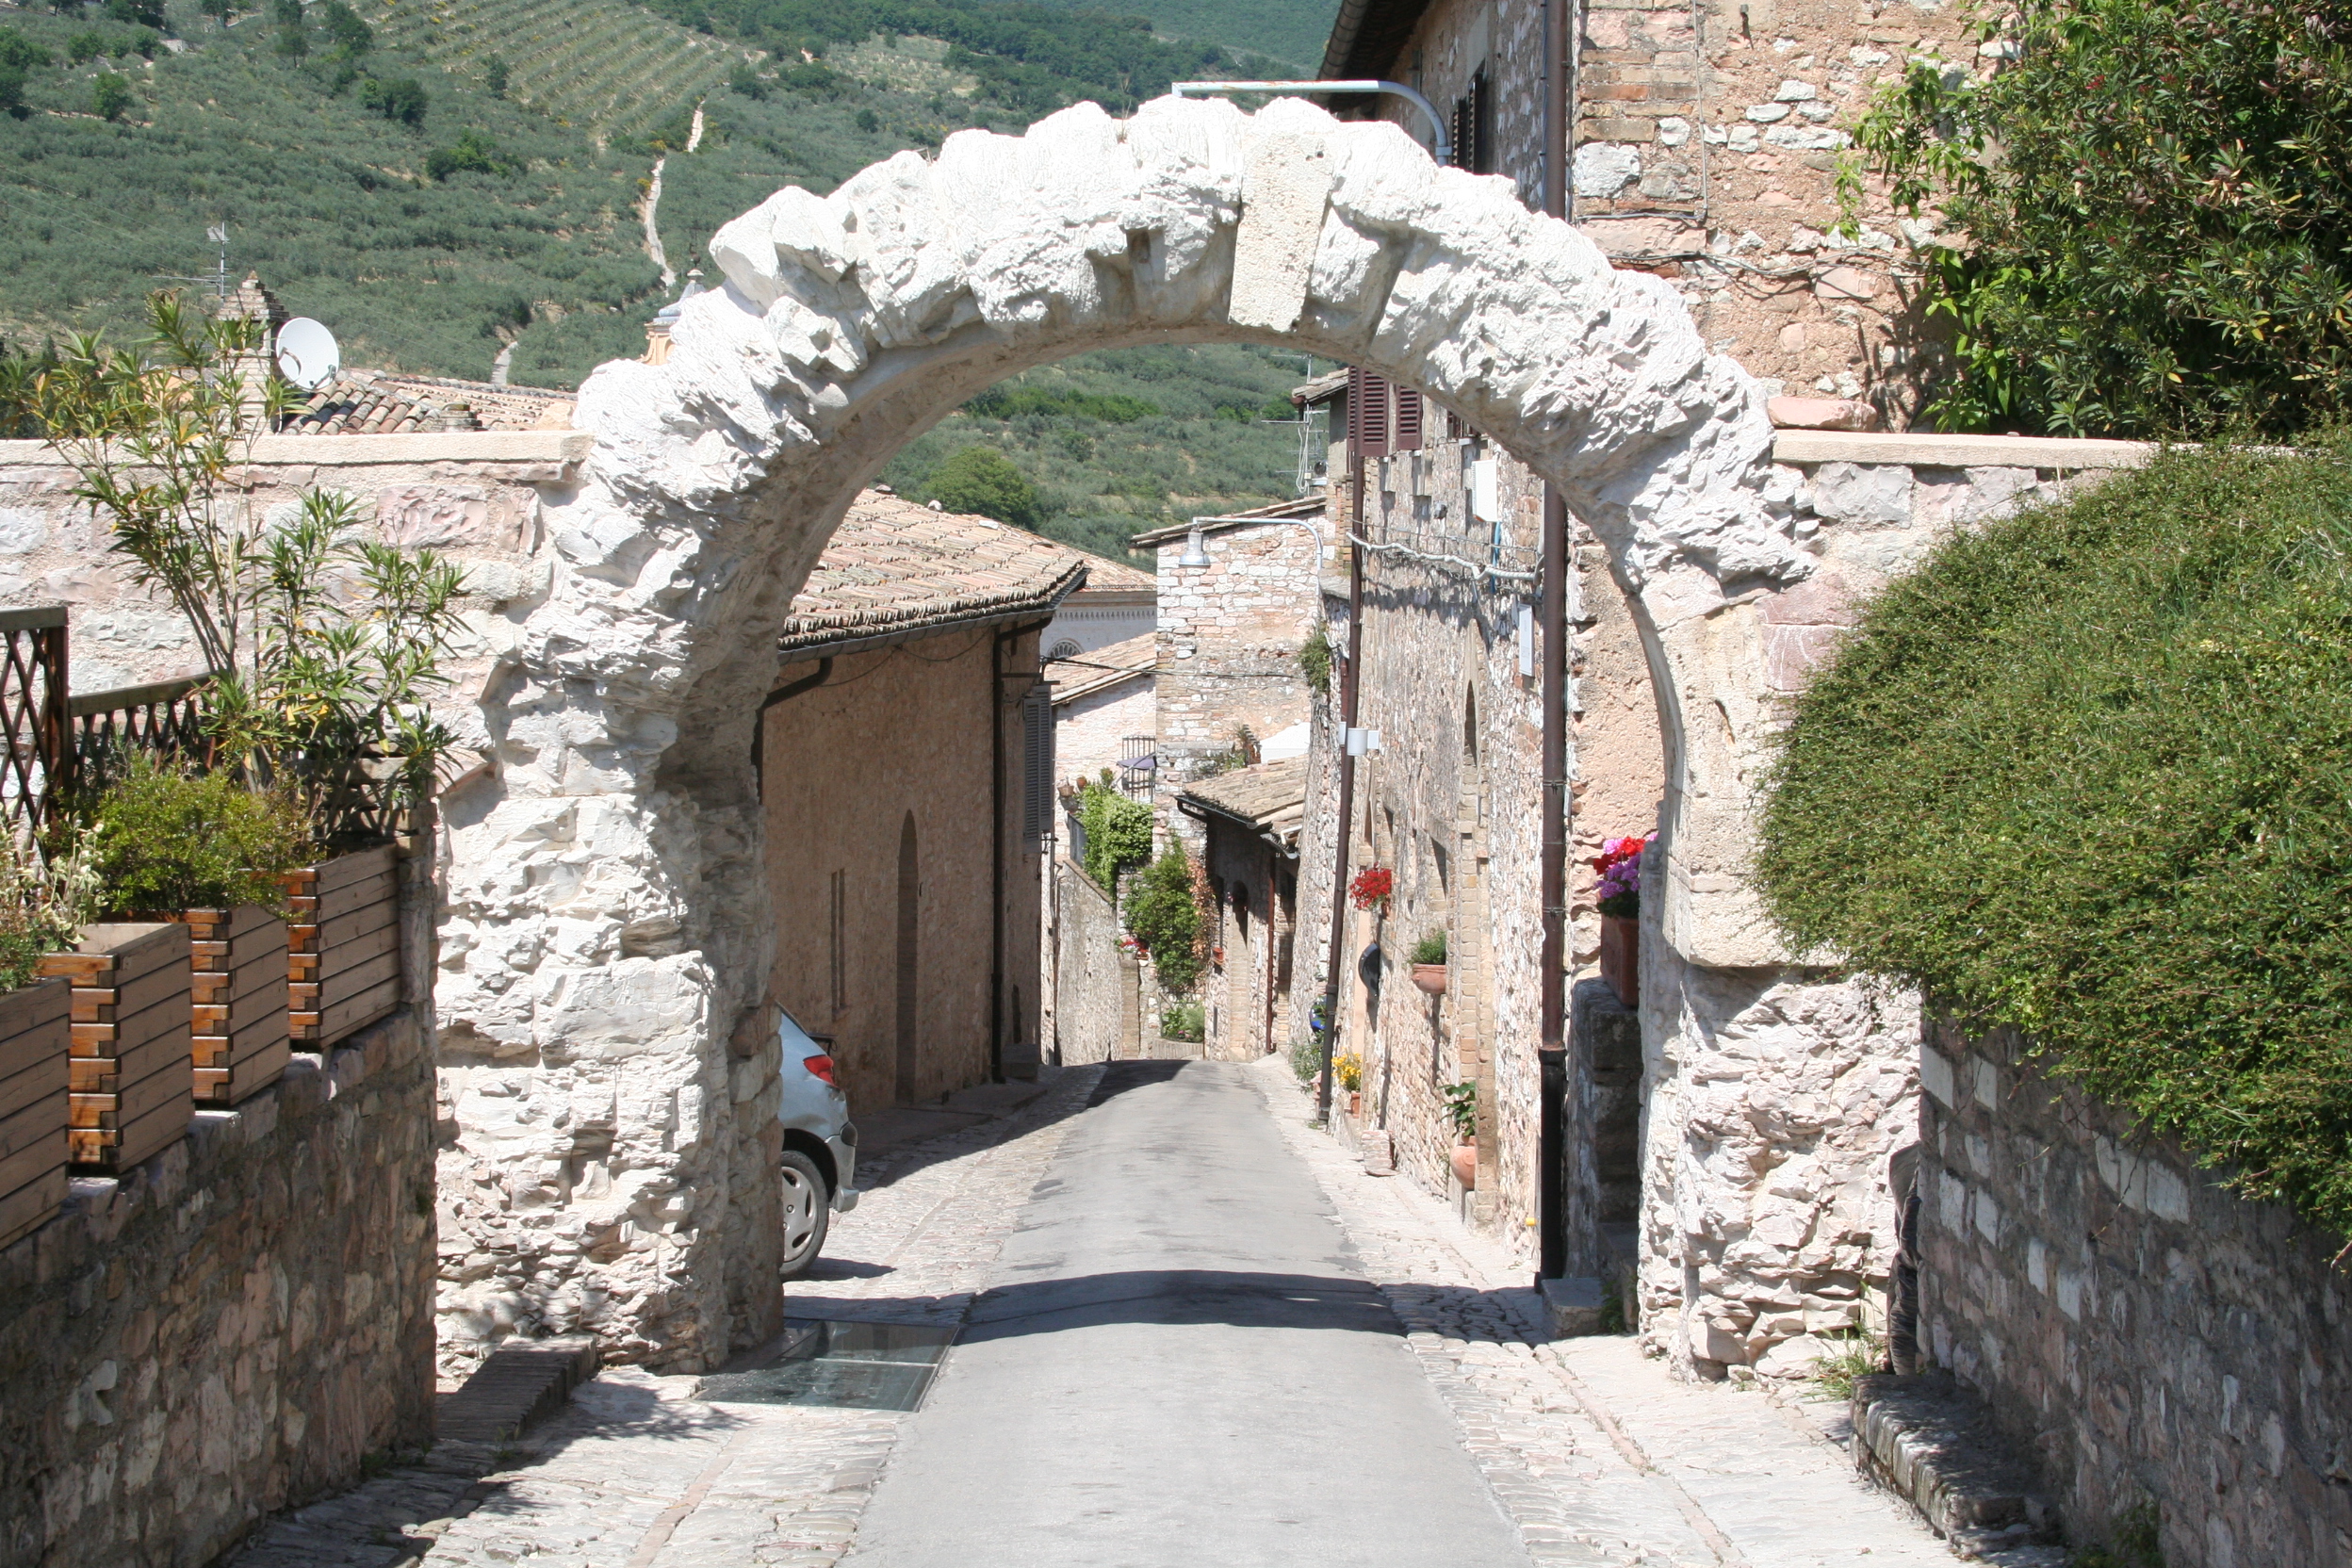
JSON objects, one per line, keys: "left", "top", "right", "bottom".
{"left": 443, "top": 94, "right": 1811, "bottom": 1367}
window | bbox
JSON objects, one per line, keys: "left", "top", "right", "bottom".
{"left": 1452, "top": 68, "right": 1494, "bottom": 175}
{"left": 1048, "top": 638, "right": 1082, "bottom": 660}
{"left": 1021, "top": 682, "right": 1054, "bottom": 851}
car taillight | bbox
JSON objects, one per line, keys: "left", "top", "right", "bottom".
{"left": 802, "top": 1054, "right": 837, "bottom": 1086}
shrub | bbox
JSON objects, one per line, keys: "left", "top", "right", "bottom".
{"left": 1443, "top": 1081, "right": 1477, "bottom": 1140}
{"left": 1074, "top": 781, "right": 1150, "bottom": 891}
{"left": 0, "top": 829, "right": 100, "bottom": 991}
{"left": 1754, "top": 434, "right": 2352, "bottom": 1237}
{"left": 1409, "top": 930, "right": 1446, "bottom": 967}
{"left": 1160, "top": 999, "right": 1202, "bottom": 1042}
{"left": 0, "top": 29, "right": 56, "bottom": 68}
{"left": 78, "top": 758, "right": 314, "bottom": 915}
{"left": 922, "top": 445, "right": 1042, "bottom": 530}
{"left": 482, "top": 54, "right": 508, "bottom": 96}
{"left": 0, "top": 62, "right": 22, "bottom": 117}
{"left": 428, "top": 128, "right": 518, "bottom": 181}
{"left": 1124, "top": 842, "right": 1204, "bottom": 994}
{"left": 90, "top": 69, "right": 131, "bottom": 120}
{"left": 1298, "top": 620, "right": 1331, "bottom": 695}
{"left": 1848, "top": 0, "right": 2352, "bottom": 437}
{"left": 361, "top": 74, "right": 426, "bottom": 124}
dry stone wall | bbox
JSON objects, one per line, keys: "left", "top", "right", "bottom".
{"left": 1051, "top": 859, "right": 1135, "bottom": 1067}
{"left": 1918, "top": 1020, "right": 2352, "bottom": 1568}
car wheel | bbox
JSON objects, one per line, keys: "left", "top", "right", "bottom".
{"left": 779, "top": 1150, "right": 830, "bottom": 1281}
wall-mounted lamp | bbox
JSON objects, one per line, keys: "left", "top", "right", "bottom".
{"left": 1178, "top": 526, "right": 1212, "bottom": 568}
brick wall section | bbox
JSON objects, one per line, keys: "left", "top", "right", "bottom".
{"left": 1919, "top": 1020, "right": 2352, "bottom": 1567}
{"left": 0, "top": 848, "right": 440, "bottom": 1565}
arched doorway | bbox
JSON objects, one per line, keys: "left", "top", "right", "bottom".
{"left": 439, "top": 95, "right": 1815, "bottom": 1369}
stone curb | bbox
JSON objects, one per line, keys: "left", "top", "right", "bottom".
{"left": 1851, "top": 1372, "right": 2064, "bottom": 1562}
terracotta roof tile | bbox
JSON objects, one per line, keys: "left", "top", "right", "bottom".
{"left": 1179, "top": 756, "right": 1308, "bottom": 845}
{"left": 779, "top": 492, "right": 1091, "bottom": 656}
{"left": 1044, "top": 631, "right": 1159, "bottom": 702}
{"left": 284, "top": 369, "right": 574, "bottom": 435}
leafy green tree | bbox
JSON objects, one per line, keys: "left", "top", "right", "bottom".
{"left": 361, "top": 74, "right": 426, "bottom": 124}
{"left": 315, "top": 0, "right": 370, "bottom": 56}
{"left": 268, "top": 0, "right": 302, "bottom": 25}
{"left": 198, "top": 0, "right": 234, "bottom": 26}
{"left": 854, "top": 106, "right": 878, "bottom": 133}
{"left": 482, "top": 53, "right": 508, "bottom": 95}
{"left": 0, "top": 62, "right": 24, "bottom": 120}
{"left": 1848, "top": 0, "right": 2352, "bottom": 437}
{"left": 727, "top": 61, "right": 766, "bottom": 98}
{"left": 90, "top": 69, "right": 131, "bottom": 121}
{"left": 104, "top": 0, "right": 163, "bottom": 25}
{"left": 0, "top": 30, "right": 55, "bottom": 69}
{"left": 427, "top": 127, "right": 518, "bottom": 180}
{"left": 272, "top": 20, "right": 307, "bottom": 58}
{"left": 67, "top": 30, "right": 112, "bottom": 62}
{"left": 923, "top": 444, "right": 1041, "bottom": 529}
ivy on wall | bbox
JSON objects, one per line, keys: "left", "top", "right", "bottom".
{"left": 1755, "top": 434, "right": 2352, "bottom": 1237}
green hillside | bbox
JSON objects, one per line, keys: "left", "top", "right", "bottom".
{"left": 884, "top": 343, "right": 1326, "bottom": 563}
{"left": 0, "top": 0, "right": 1317, "bottom": 560}
{"left": 1022, "top": 0, "right": 1337, "bottom": 74}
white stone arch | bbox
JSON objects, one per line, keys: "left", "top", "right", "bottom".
{"left": 441, "top": 95, "right": 1809, "bottom": 1367}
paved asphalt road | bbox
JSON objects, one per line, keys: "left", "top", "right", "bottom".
{"left": 841, "top": 1059, "right": 1532, "bottom": 1567}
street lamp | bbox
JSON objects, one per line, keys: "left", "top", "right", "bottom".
{"left": 1178, "top": 526, "right": 1211, "bottom": 568}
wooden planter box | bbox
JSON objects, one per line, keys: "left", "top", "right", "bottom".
{"left": 173, "top": 906, "right": 290, "bottom": 1106}
{"left": 0, "top": 977, "right": 73, "bottom": 1250}
{"left": 284, "top": 845, "right": 401, "bottom": 1050}
{"left": 39, "top": 923, "right": 193, "bottom": 1174}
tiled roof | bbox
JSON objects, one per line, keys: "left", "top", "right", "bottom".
{"left": 283, "top": 369, "right": 574, "bottom": 435}
{"left": 1179, "top": 756, "right": 1308, "bottom": 847}
{"left": 779, "top": 492, "right": 1091, "bottom": 657}
{"left": 1132, "top": 494, "right": 1326, "bottom": 547}
{"left": 1066, "top": 555, "right": 1156, "bottom": 597}
{"left": 1292, "top": 368, "right": 1348, "bottom": 407}
{"left": 1045, "top": 631, "right": 1158, "bottom": 703}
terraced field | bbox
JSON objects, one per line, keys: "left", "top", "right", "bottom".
{"left": 368, "top": 0, "right": 744, "bottom": 141}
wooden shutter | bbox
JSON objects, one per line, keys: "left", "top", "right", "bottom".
{"left": 1394, "top": 387, "right": 1425, "bottom": 450}
{"left": 1348, "top": 367, "right": 1392, "bottom": 458}
{"left": 1021, "top": 682, "right": 1054, "bottom": 851}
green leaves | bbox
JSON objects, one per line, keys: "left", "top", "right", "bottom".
{"left": 1754, "top": 434, "right": 2352, "bottom": 1236}
{"left": 1849, "top": 0, "right": 2352, "bottom": 437}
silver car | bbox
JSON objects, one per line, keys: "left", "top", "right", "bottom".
{"left": 776, "top": 1004, "right": 860, "bottom": 1280}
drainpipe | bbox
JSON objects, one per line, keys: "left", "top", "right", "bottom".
{"left": 990, "top": 628, "right": 1010, "bottom": 1086}
{"left": 1315, "top": 447, "right": 1368, "bottom": 1125}
{"left": 752, "top": 656, "right": 835, "bottom": 798}
{"left": 1537, "top": 0, "right": 1574, "bottom": 1286}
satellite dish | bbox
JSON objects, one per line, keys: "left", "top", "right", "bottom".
{"left": 275, "top": 318, "right": 340, "bottom": 391}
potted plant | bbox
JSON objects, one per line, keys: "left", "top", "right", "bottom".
{"left": 1348, "top": 865, "right": 1393, "bottom": 915}
{"left": 1335, "top": 1050, "right": 1364, "bottom": 1117}
{"left": 1444, "top": 1080, "right": 1478, "bottom": 1189}
{"left": 0, "top": 835, "right": 90, "bottom": 1242}
{"left": 1592, "top": 834, "right": 1650, "bottom": 1008}
{"left": 1409, "top": 929, "right": 1447, "bottom": 995}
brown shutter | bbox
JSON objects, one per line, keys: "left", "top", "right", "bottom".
{"left": 1348, "top": 367, "right": 1392, "bottom": 458}
{"left": 1394, "top": 387, "right": 1424, "bottom": 450}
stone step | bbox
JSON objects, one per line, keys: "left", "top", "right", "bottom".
{"left": 434, "top": 1337, "right": 601, "bottom": 1445}
{"left": 1851, "top": 1373, "right": 2064, "bottom": 1562}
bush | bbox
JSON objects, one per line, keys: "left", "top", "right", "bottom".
{"left": 482, "top": 54, "right": 508, "bottom": 96}
{"left": 922, "top": 444, "right": 1043, "bottom": 530}
{"left": 1298, "top": 619, "right": 1331, "bottom": 695}
{"left": 90, "top": 68, "right": 130, "bottom": 120}
{"left": 361, "top": 74, "right": 426, "bottom": 124}
{"left": 79, "top": 759, "right": 315, "bottom": 915}
{"left": 1849, "top": 0, "right": 2352, "bottom": 437}
{"left": 428, "top": 128, "right": 518, "bottom": 181}
{"left": 1124, "top": 842, "right": 1204, "bottom": 994}
{"left": 1409, "top": 930, "right": 1446, "bottom": 966}
{"left": 1160, "top": 999, "right": 1202, "bottom": 1042}
{"left": 1754, "top": 434, "right": 2352, "bottom": 1237}
{"left": 0, "top": 29, "right": 56, "bottom": 68}
{"left": 1074, "top": 781, "right": 1150, "bottom": 891}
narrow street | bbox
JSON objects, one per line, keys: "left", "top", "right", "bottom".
{"left": 237, "top": 1060, "right": 1957, "bottom": 1567}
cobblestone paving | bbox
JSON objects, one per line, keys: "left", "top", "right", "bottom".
{"left": 234, "top": 1058, "right": 1954, "bottom": 1567}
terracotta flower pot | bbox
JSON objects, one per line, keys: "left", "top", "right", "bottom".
{"left": 1449, "top": 1140, "right": 1478, "bottom": 1191}
{"left": 1411, "top": 963, "right": 1447, "bottom": 996}
{"left": 1347, "top": 1090, "right": 1361, "bottom": 1117}
{"left": 1599, "top": 914, "right": 1639, "bottom": 1008}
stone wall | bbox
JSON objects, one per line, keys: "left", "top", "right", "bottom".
{"left": 1051, "top": 858, "right": 1135, "bottom": 1067}
{"left": 1917, "top": 1021, "right": 2352, "bottom": 1568}
{"left": 1053, "top": 672, "right": 1154, "bottom": 793}
{"left": 0, "top": 849, "right": 439, "bottom": 1568}
{"left": 1199, "top": 819, "right": 1293, "bottom": 1062}
{"left": 1150, "top": 519, "right": 1320, "bottom": 798}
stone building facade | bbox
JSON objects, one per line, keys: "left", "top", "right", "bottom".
{"left": 1178, "top": 759, "right": 1306, "bottom": 1062}
{"left": 1045, "top": 631, "right": 1157, "bottom": 790}
{"left": 1039, "top": 554, "right": 1156, "bottom": 660}
{"left": 1135, "top": 498, "right": 1329, "bottom": 823}
{"left": 760, "top": 492, "right": 1079, "bottom": 1110}
{"left": 1914, "top": 1019, "right": 2352, "bottom": 1567}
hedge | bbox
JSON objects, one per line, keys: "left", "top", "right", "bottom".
{"left": 1754, "top": 434, "right": 2352, "bottom": 1239}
